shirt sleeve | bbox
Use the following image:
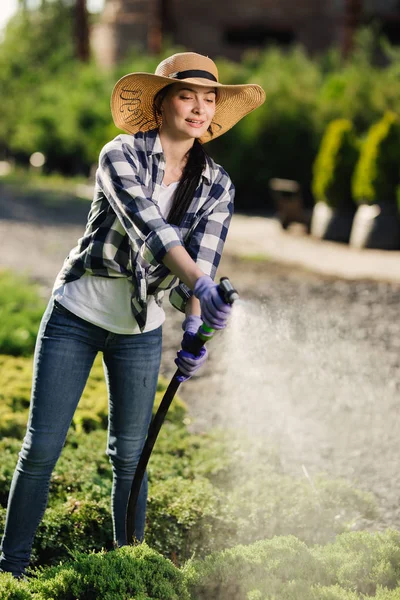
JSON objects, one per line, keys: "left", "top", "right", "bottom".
{"left": 98, "top": 140, "right": 183, "bottom": 267}
{"left": 169, "top": 177, "right": 235, "bottom": 313}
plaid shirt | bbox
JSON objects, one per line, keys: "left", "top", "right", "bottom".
{"left": 54, "top": 128, "right": 234, "bottom": 331}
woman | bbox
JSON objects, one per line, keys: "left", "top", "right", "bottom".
{"left": 0, "top": 52, "right": 265, "bottom": 578}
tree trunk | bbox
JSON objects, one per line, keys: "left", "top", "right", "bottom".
{"left": 148, "top": 0, "right": 162, "bottom": 54}
{"left": 75, "top": 0, "right": 90, "bottom": 62}
{"left": 342, "top": 0, "right": 363, "bottom": 59}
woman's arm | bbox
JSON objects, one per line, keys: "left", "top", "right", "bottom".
{"left": 162, "top": 246, "right": 202, "bottom": 316}
{"left": 162, "top": 246, "right": 203, "bottom": 291}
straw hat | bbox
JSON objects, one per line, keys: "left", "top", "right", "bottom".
{"left": 111, "top": 52, "right": 266, "bottom": 143}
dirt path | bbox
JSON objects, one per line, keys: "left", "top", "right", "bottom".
{"left": 2, "top": 183, "right": 400, "bottom": 532}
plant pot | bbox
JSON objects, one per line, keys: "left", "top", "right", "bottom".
{"left": 310, "top": 202, "right": 354, "bottom": 243}
{"left": 349, "top": 202, "right": 400, "bottom": 250}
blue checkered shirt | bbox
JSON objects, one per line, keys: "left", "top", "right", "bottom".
{"left": 54, "top": 128, "right": 234, "bottom": 331}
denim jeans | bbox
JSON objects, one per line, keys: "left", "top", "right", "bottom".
{"left": 0, "top": 299, "right": 162, "bottom": 577}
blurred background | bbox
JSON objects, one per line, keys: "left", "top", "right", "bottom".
{"left": 1, "top": 0, "right": 400, "bottom": 218}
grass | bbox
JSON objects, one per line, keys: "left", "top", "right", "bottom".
{"left": 0, "top": 168, "right": 92, "bottom": 203}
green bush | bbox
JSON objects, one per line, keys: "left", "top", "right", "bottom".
{"left": 312, "top": 119, "right": 359, "bottom": 210}
{"left": 29, "top": 497, "right": 113, "bottom": 568}
{"left": 184, "top": 535, "right": 330, "bottom": 600}
{"left": 146, "top": 474, "right": 224, "bottom": 563}
{"left": 316, "top": 529, "right": 400, "bottom": 595}
{"left": 209, "top": 46, "right": 322, "bottom": 211}
{"left": 352, "top": 111, "right": 400, "bottom": 206}
{"left": 374, "top": 588, "right": 400, "bottom": 600}
{"left": 316, "top": 29, "right": 387, "bottom": 133}
{"left": 0, "top": 572, "right": 31, "bottom": 600}
{"left": 0, "top": 272, "right": 45, "bottom": 356}
{"left": 0, "top": 353, "right": 187, "bottom": 439}
{"left": 218, "top": 472, "right": 377, "bottom": 548}
{"left": 28, "top": 543, "right": 190, "bottom": 600}
{"left": 185, "top": 531, "right": 400, "bottom": 600}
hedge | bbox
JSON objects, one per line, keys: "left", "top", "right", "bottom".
{"left": 185, "top": 530, "right": 400, "bottom": 600}
{"left": 352, "top": 111, "right": 400, "bottom": 206}
{"left": 0, "top": 272, "right": 45, "bottom": 357}
{"left": 312, "top": 119, "right": 359, "bottom": 210}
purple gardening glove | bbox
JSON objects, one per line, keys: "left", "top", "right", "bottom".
{"left": 174, "top": 315, "right": 208, "bottom": 383}
{"left": 194, "top": 275, "right": 232, "bottom": 330}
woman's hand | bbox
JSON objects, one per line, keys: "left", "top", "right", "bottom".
{"left": 194, "top": 275, "right": 231, "bottom": 330}
{"left": 175, "top": 315, "right": 208, "bottom": 382}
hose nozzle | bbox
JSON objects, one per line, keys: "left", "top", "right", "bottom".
{"left": 195, "top": 277, "right": 239, "bottom": 343}
{"left": 218, "top": 277, "right": 240, "bottom": 305}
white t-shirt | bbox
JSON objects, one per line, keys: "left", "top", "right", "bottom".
{"left": 53, "top": 181, "right": 179, "bottom": 334}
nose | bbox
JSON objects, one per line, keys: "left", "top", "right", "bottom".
{"left": 193, "top": 97, "right": 206, "bottom": 114}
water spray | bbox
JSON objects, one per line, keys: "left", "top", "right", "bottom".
{"left": 126, "top": 277, "right": 239, "bottom": 544}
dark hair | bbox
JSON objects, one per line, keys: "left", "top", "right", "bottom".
{"left": 153, "top": 85, "right": 213, "bottom": 226}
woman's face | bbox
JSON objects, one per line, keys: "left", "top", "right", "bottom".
{"left": 160, "top": 83, "right": 217, "bottom": 140}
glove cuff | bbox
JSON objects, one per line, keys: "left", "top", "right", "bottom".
{"left": 182, "top": 315, "right": 203, "bottom": 334}
{"left": 194, "top": 275, "right": 214, "bottom": 299}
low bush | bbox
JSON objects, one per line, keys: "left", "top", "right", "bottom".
{"left": 316, "top": 529, "right": 400, "bottom": 595}
{"left": 0, "top": 272, "right": 45, "bottom": 357}
{"left": 146, "top": 474, "right": 225, "bottom": 563}
{"left": 352, "top": 111, "right": 400, "bottom": 207}
{"left": 218, "top": 472, "right": 377, "bottom": 549}
{"left": 0, "top": 354, "right": 187, "bottom": 439}
{"left": 146, "top": 429, "right": 377, "bottom": 563}
{"left": 185, "top": 531, "right": 400, "bottom": 600}
{"left": 0, "top": 572, "right": 31, "bottom": 600}
{"left": 0, "top": 422, "right": 378, "bottom": 571}
{"left": 184, "top": 535, "right": 330, "bottom": 600}
{"left": 312, "top": 119, "right": 359, "bottom": 210}
{"left": 28, "top": 543, "right": 190, "bottom": 600}
{"left": 30, "top": 497, "right": 113, "bottom": 568}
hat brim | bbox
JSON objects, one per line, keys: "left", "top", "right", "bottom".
{"left": 111, "top": 73, "right": 266, "bottom": 143}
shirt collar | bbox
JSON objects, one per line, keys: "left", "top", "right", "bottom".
{"left": 145, "top": 128, "right": 212, "bottom": 185}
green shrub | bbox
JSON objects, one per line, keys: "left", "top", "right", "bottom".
{"left": 185, "top": 531, "right": 400, "bottom": 600}
{"left": 146, "top": 475, "right": 224, "bottom": 563}
{"left": 0, "top": 422, "right": 379, "bottom": 569}
{"left": 183, "top": 535, "right": 330, "bottom": 600}
{"left": 28, "top": 544, "right": 190, "bottom": 600}
{"left": 312, "top": 119, "right": 359, "bottom": 210}
{"left": 0, "top": 272, "right": 45, "bottom": 357}
{"left": 219, "top": 472, "right": 377, "bottom": 548}
{"left": 31, "top": 497, "right": 113, "bottom": 568}
{"left": 0, "top": 354, "right": 187, "bottom": 439}
{"left": 0, "top": 572, "right": 31, "bottom": 600}
{"left": 210, "top": 46, "right": 322, "bottom": 212}
{"left": 315, "top": 529, "right": 400, "bottom": 595}
{"left": 374, "top": 587, "right": 400, "bottom": 599}
{"left": 352, "top": 111, "right": 400, "bottom": 206}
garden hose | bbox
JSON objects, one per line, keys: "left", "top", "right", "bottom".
{"left": 126, "top": 277, "right": 239, "bottom": 544}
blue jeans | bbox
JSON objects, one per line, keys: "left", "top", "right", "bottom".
{"left": 0, "top": 299, "right": 162, "bottom": 577}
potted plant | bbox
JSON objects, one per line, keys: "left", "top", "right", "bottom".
{"left": 350, "top": 111, "right": 400, "bottom": 250}
{"left": 311, "top": 118, "right": 359, "bottom": 242}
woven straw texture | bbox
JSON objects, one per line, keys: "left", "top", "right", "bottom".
{"left": 111, "top": 52, "right": 265, "bottom": 143}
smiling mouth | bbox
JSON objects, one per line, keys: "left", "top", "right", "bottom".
{"left": 186, "top": 119, "right": 205, "bottom": 125}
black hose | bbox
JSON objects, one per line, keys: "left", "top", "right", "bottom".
{"left": 125, "top": 364, "right": 199, "bottom": 543}
{"left": 125, "top": 277, "right": 238, "bottom": 543}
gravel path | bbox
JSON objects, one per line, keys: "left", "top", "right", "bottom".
{"left": 1, "top": 183, "right": 400, "bottom": 532}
